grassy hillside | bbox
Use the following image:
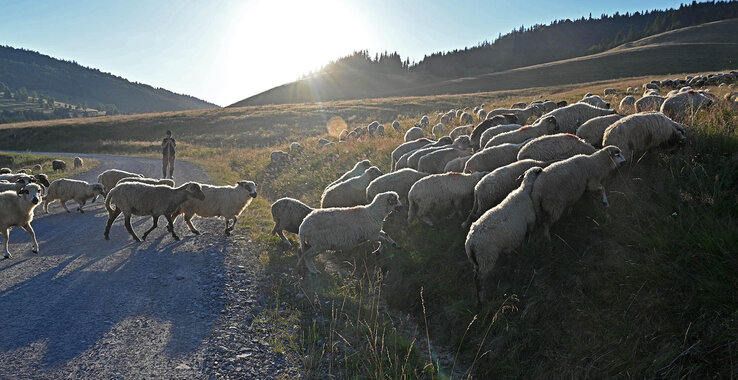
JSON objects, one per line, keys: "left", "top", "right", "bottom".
{"left": 232, "top": 18, "right": 738, "bottom": 107}
{"left": 0, "top": 74, "right": 736, "bottom": 377}
{"left": 0, "top": 46, "right": 217, "bottom": 114}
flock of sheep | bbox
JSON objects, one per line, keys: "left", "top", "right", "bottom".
{"left": 0, "top": 162, "right": 258, "bottom": 258}
{"left": 269, "top": 71, "right": 735, "bottom": 305}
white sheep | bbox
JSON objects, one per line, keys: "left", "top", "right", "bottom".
{"left": 465, "top": 166, "right": 542, "bottom": 304}
{"left": 174, "top": 180, "right": 257, "bottom": 236}
{"left": 407, "top": 171, "right": 488, "bottom": 226}
{"left": 290, "top": 142, "right": 304, "bottom": 154}
{"left": 98, "top": 169, "right": 144, "bottom": 196}
{"left": 366, "top": 168, "right": 429, "bottom": 204}
{"left": 449, "top": 125, "right": 473, "bottom": 140}
{"left": 432, "top": 123, "right": 445, "bottom": 138}
{"left": 0, "top": 179, "right": 27, "bottom": 193}
{"left": 392, "top": 120, "right": 402, "bottom": 132}
{"left": 443, "top": 155, "right": 472, "bottom": 173}
{"left": 464, "top": 142, "right": 526, "bottom": 173}
{"left": 298, "top": 191, "right": 402, "bottom": 274}
{"left": 511, "top": 102, "right": 527, "bottom": 109}
{"left": 392, "top": 139, "right": 433, "bottom": 171}
{"left": 487, "top": 105, "right": 542, "bottom": 124}
{"left": 417, "top": 135, "right": 472, "bottom": 174}
{"left": 404, "top": 127, "right": 425, "bottom": 142}
{"left": 339, "top": 129, "right": 349, "bottom": 141}
{"left": 536, "top": 103, "right": 617, "bottom": 134}
{"left": 602, "top": 112, "right": 687, "bottom": 159}
{"left": 580, "top": 96, "right": 610, "bottom": 109}
{"left": 419, "top": 115, "right": 430, "bottom": 127}
{"left": 328, "top": 159, "right": 372, "bottom": 188}
{"left": 660, "top": 90, "right": 713, "bottom": 121}
{"left": 116, "top": 177, "right": 175, "bottom": 187}
{"left": 485, "top": 116, "right": 559, "bottom": 147}
{"left": 270, "top": 197, "right": 314, "bottom": 247}
{"left": 517, "top": 133, "right": 596, "bottom": 162}
{"left": 321, "top": 166, "right": 383, "bottom": 208}
{"left": 52, "top": 160, "right": 66, "bottom": 172}
{"left": 403, "top": 137, "right": 453, "bottom": 170}
{"left": 477, "top": 109, "right": 487, "bottom": 120}
{"left": 318, "top": 138, "right": 333, "bottom": 146}
{"left": 32, "top": 164, "right": 43, "bottom": 173}
{"left": 74, "top": 157, "right": 84, "bottom": 169}
{"left": 0, "top": 183, "right": 43, "bottom": 258}
{"left": 43, "top": 178, "right": 105, "bottom": 213}
{"left": 0, "top": 168, "right": 10, "bottom": 174}
{"left": 270, "top": 151, "right": 289, "bottom": 165}
{"left": 603, "top": 88, "right": 617, "bottom": 96}
{"left": 375, "top": 124, "right": 385, "bottom": 136}
{"left": 619, "top": 96, "right": 637, "bottom": 114}
{"left": 463, "top": 159, "right": 545, "bottom": 229}
{"left": 104, "top": 182, "right": 206, "bottom": 241}
{"left": 575, "top": 114, "right": 624, "bottom": 147}
{"left": 459, "top": 112, "right": 474, "bottom": 124}
{"left": 478, "top": 123, "right": 523, "bottom": 149}
{"left": 531, "top": 146, "right": 627, "bottom": 240}
{"left": 635, "top": 95, "right": 665, "bottom": 112}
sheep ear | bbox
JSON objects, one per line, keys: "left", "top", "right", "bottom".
{"left": 17, "top": 189, "right": 28, "bottom": 195}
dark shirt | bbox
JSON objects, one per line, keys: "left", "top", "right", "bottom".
{"left": 162, "top": 137, "right": 176, "bottom": 156}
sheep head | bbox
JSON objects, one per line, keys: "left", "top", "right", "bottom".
{"left": 238, "top": 180, "right": 258, "bottom": 198}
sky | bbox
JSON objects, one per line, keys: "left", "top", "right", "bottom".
{"left": 0, "top": 0, "right": 690, "bottom": 106}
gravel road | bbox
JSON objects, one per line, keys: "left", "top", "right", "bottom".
{"left": 0, "top": 152, "right": 300, "bottom": 379}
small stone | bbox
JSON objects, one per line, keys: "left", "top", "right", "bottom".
{"left": 176, "top": 275, "right": 185, "bottom": 280}
{"left": 175, "top": 363, "right": 191, "bottom": 370}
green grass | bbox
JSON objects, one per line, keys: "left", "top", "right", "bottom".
{"left": 0, "top": 152, "right": 99, "bottom": 181}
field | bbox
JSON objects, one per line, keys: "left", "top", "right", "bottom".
{"left": 1, "top": 74, "right": 736, "bottom": 377}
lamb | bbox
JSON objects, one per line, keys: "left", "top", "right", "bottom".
{"left": 660, "top": 90, "right": 713, "bottom": 121}
{"left": 392, "top": 120, "right": 402, "bottom": 132}
{"left": 575, "top": 114, "right": 624, "bottom": 147}
{"left": 465, "top": 166, "right": 542, "bottom": 304}
{"left": 0, "top": 168, "right": 10, "bottom": 174}
{"left": 391, "top": 139, "right": 433, "bottom": 170}
{"left": 479, "top": 124, "right": 523, "bottom": 149}
{"left": 635, "top": 95, "right": 665, "bottom": 112}
{"left": 602, "top": 112, "right": 687, "bottom": 159}
{"left": 459, "top": 112, "right": 474, "bottom": 124}
{"left": 579, "top": 95, "right": 610, "bottom": 109}
{"left": 328, "top": 159, "right": 372, "bottom": 188}
{"left": 463, "top": 160, "right": 546, "bottom": 229}
{"left": 366, "top": 168, "right": 429, "bottom": 204}
{"left": 619, "top": 95, "right": 637, "bottom": 114}
{"left": 401, "top": 137, "right": 453, "bottom": 170}
{"left": 321, "top": 166, "right": 383, "bottom": 208}
{"left": 104, "top": 182, "right": 206, "bottom": 241}
{"left": 404, "top": 127, "right": 425, "bottom": 142}
{"left": 443, "top": 155, "right": 472, "bottom": 173}
{"left": 0, "top": 183, "right": 43, "bottom": 258}
{"left": 604, "top": 88, "right": 617, "bottom": 96}
{"left": 74, "top": 157, "right": 84, "bottom": 169}
{"left": 531, "top": 146, "right": 627, "bottom": 240}
{"left": 116, "top": 177, "right": 175, "bottom": 187}
{"left": 43, "top": 178, "right": 105, "bottom": 213}
{"left": 535, "top": 103, "right": 617, "bottom": 134}
{"left": 270, "top": 151, "right": 289, "bottom": 165}
{"left": 174, "top": 181, "right": 258, "bottom": 236}
{"left": 485, "top": 116, "right": 559, "bottom": 147}
{"left": 298, "top": 191, "right": 402, "bottom": 274}
{"left": 97, "top": 169, "right": 144, "bottom": 196}
{"left": 432, "top": 123, "right": 445, "bottom": 138}
{"left": 32, "top": 164, "right": 42, "bottom": 173}
{"left": 469, "top": 114, "right": 519, "bottom": 150}
{"left": 517, "top": 133, "right": 596, "bottom": 162}
{"left": 270, "top": 197, "right": 314, "bottom": 247}
{"left": 487, "top": 105, "right": 543, "bottom": 124}
{"left": 449, "top": 125, "right": 472, "bottom": 140}
{"left": 290, "top": 142, "right": 304, "bottom": 154}
{"left": 407, "top": 171, "right": 488, "bottom": 226}
{"left": 52, "top": 160, "right": 66, "bottom": 172}
{"left": 464, "top": 142, "right": 526, "bottom": 173}
{"left": 418, "top": 135, "right": 472, "bottom": 174}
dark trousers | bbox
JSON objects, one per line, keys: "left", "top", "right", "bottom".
{"left": 163, "top": 154, "right": 175, "bottom": 178}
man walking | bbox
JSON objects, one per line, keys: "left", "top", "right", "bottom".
{"left": 162, "top": 130, "right": 176, "bottom": 179}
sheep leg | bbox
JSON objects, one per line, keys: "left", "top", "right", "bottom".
{"left": 542, "top": 223, "right": 552, "bottom": 241}
{"left": 474, "top": 270, "right": 485, "bottom": 306}
{"left": 22, "top": 223, "right": 39, "bottom": 254}
{"left": 141, "top": 215, "right": 159, "bottom": 241}
{"left": 2, "top": 228, "right": 10, "bottom": 259}
{"left": 124, "top": 213, "right": 141, "bottom": 242}
{"left": 43, "top": 200, "right": 50, "bottom": 214}
{"left": 60, "top": 200, "right": 71, "bottom": 213}
{"left": 300, "top": 246, "right": 321, "bottom": 274}
{"left": 224, "top": 217, "right": 237, "bottom": 236}
{"left": 598, "top": 185, "right": 609, "bottom": 207}
{"left": 104, "top": 208, "right": 122, "bottom": 240}
{"left": 374, "top": 230, "right": 400, "bottom": 254}
{"left": 276, "top": 230, "right": 291, "bottom": 247}
{"left": 165, "top": 214, "right": 180, "bottom": 241}
{"left": 183, "top": 214, "right": 200, "bottom": 235}
{"left": 77, "top": 199, "right": 87, "bottom": 213}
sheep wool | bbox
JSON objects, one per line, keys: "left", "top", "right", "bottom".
{"left": 404, "top": 137, "right": 453, "bottom": 170}
{"left": 328, "top": 159, "right": 372, "bottom": 188}
{"left": 391, "top": 138, "right": 433, "bottom": 171}
{"left": 465, "top": 142, "right": 526, "bottom": 173}
{"left": 270, "top": 197, "right": 314, "bottom": 247}
{"left": 660, "top": 90, "right": 713, "bottom": 121}
{"left": 537, "top": 103, "right": 616, "bottom": 134}
{"left": 321, "top": 166, "right": 383, "bottom": 208}
{"left": 366, "top": 168, "right": 429, "bottom": 204}
{"left": 635, "top": 95, "right": 665, "bottom": 113}
{"left": 175, "top": 181, "right": 258, "bottom": 236}
{"left": 478, "top": 123, "right": 522, "bottom": 149}
{"left": 74, "top": 157, "right": 84, "bottom": 169}
{"left": 0, "top": 183, "right": 43, "bottom": 258}
{"left": 443, "top": 155, "right": 472, "bottom": 173}
{"left": 404, "top": 127, "right": 425, "bottom": 142}
{"left": 449, "top": 125, "right": 472, "bottom": 140}
{"left": 43, "top": 178, "right": 104, "bottom": 213}
{"left": 602, "top": 112, "right": 687, "bottom": 159}
{"left": 619, "top": 96, "right": 637, "bottom": 114}
{"left": 97, "top": 169, "right": 144, "bottom": 196}
{"left": 417, "top": 136, "right": 472, "bottom": 174}
{"left": 579, "top": 95, "right": 610, "bottom": 109}
{"left": 517, "top": 133, "right": 596, "bottom": 162}
{"left": 575, "top": 114, "right": 624, "bottom": 147}
{"left": 407, "top": 171, "right": 488, "bottom": 226}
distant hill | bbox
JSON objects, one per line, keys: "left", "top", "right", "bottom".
{"left": 231, "top": 1, "right": 738, "bottom": 107}
{"left": 0, "top": 46, "right": 217, "bottom": 114}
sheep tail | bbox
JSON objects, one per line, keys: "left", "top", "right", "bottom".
{"left": 407, "top": 200, "right": 417, "bottom": 223}
{"left": 105, "top": 191, "right": 114, "bottom": 213}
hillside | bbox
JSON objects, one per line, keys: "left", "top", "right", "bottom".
{"left": 231, "top": 13, "right": 738, "bottom": 107}
{"left": 0, "top": 46, "right": 217, "bottom": 114}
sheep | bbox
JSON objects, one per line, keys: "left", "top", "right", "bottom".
{"left": 15, "top": 169, "right": 31, "bottom": 174}
{"left": 321, "top": 166, "right": 383, "bottom": 208}
{"left": 486, "top": 116, "right": 560, "bottom": 147}
{"left": 367, "top": 121, "right": 380, "bottom": 135}
{"left": 97, "top": 169, "right": 144, "bottom": 196}
{"left": 534, "top": 103, "right": 616, "bottom": 134}
{"left": 455, "top": 110, "right": 463, "bottom": 118}
{"left": 290, "top": 142, "right": 304, "bottom": 154}
{"left": 52, "top": 160, "right": 66, "bottom": 172}
{"left": 32, "top": 164, "right": 42, "bottom": 173}
{"left": 465, "top": 166, "right": 542, "bottom": 305}
{"left": 116, "top": 177, "right": 175, "bottom": 187}
{"left": 270, "top": 197, "right": 314, "bottom": 247}
{"left": 352, "top": 126, "right": 368, "bottom": 138}
{"left": 432, "top": 123, "right": 445, "bottom": 138}
{"left": 270, "top": 150, "right": 289, "bottom": 165}
{"left": 400, "top": 137, "right": 453, "bottom": 170}
{"left": 375, "top": 125, "right": 385, "bottom": 136}
{"left": 487, "top": 105, "right": 542, "bottom": 124}
{"left": 531, "top": 146, "right": 627, "bottom": 240}
{"left": 391, "top": 138, "right": 433, "bottom": 170}
{"left": 0, "top": 168, "right": 10, "bottom": 174}
{"left": 619, "top": 95, "right": 637, "bottom": 114}
{"left": 407, "top": 171, "right": 488, "bottom": 226}
{"left": 477, "top": 109, "right": 487, "bottom": 120}
{"left": 419, "top": 115, "right": 430, "bottom": 127}
{"left": 643, "top": 89, "right": 660, "bottom": 97}
{"left": 104, "top": 182, "right": 206, "bottom": 241}
{"left": 404, "top": 127, "right": 425, "bottom": 142}
{"left": 635, "top": 95, "right": 665, "bottom": 112}
{"left": 540, "top": 100, "right": 558, "bottom": 113}
{"left": 0, "top": 179, "right": 27, "bottom": 193}
{"left": 602, "top": 112, "right": 687, "bottom": 160}
{"left": 43, "top": 178, "right": 104, "bottom": 213}
{"left": 575, "top": 114, "right": 624, "bottom": 147}
{"left": 173, "top": 181, "right": 257, "bottom": 236}
{"left": 459, "top": 112, "right": 474, "bottom": 124}
{"left": 463, "top": 159, "right": 546, "bottom": 229}
{"left": 328, "top": 159, "right": 372, "bottom": 188}
{"left": 443, "top": 155, "right": 472, "bottom": 173}
{"left": 366, "top": 168, "right": 429, "bottom": 204}
{"left": 660, "top": 90, "right": 713, "bottom": 121}
{"left": 298, "top": 191, "right": 402, "bottom": 274}
{"left": 418, "top": 135, "right": 472, "bottom": 174}
{"left": 579, "top": 95, "right": 610, "bottom": 109}
{"left": 556, "top": 100, "right": 568, "bottom": 108}
{"left": 74, "top": 157, "right": 84, "bottom": 169}
{"left": 470, "top": 114, "right": 519, "bottom": 150}
{"left": 0, "top": 183, "right": 43, "bottom": 258}
{"left": 517, "top": 133, "right": 596, "bottom": 162}
{"left": 449, "top": 125, "right": 472, "bottom": 140}
{"left": 604, "top": 88, "right": 617, "bottom": 96}
{"left": 392, "top": 120, "right": 402, "bottom": 132}
{"left": 0, "top": 173, "right": 50, "bottom": 188}
{"left": 318, "top": 138, "right": 333, "bottom": 146}
{"left": 464, "top": 142, "right": 526, "bottom": 174}
{"left": 339, "top": 129, "right": 349, "bottom": 141}
{"left": 479, "top": 124, "right": 523, "bottom": 149}
{"left": 511, "top": 102, "right": 527, "bottom": 109}
{"left": 645, "top": 83, "right": 660, "bottom": 90}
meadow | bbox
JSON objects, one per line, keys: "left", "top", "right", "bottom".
{"left": 1, "top": 73, "right": 736, "bottom": 377}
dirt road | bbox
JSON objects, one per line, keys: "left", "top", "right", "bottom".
{"left": 0, "top": 153, "right": 298, "bottom": 378}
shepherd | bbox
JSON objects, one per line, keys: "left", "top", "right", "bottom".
{"left": 162, "top": 130, "right": 176, "bottom": 179}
